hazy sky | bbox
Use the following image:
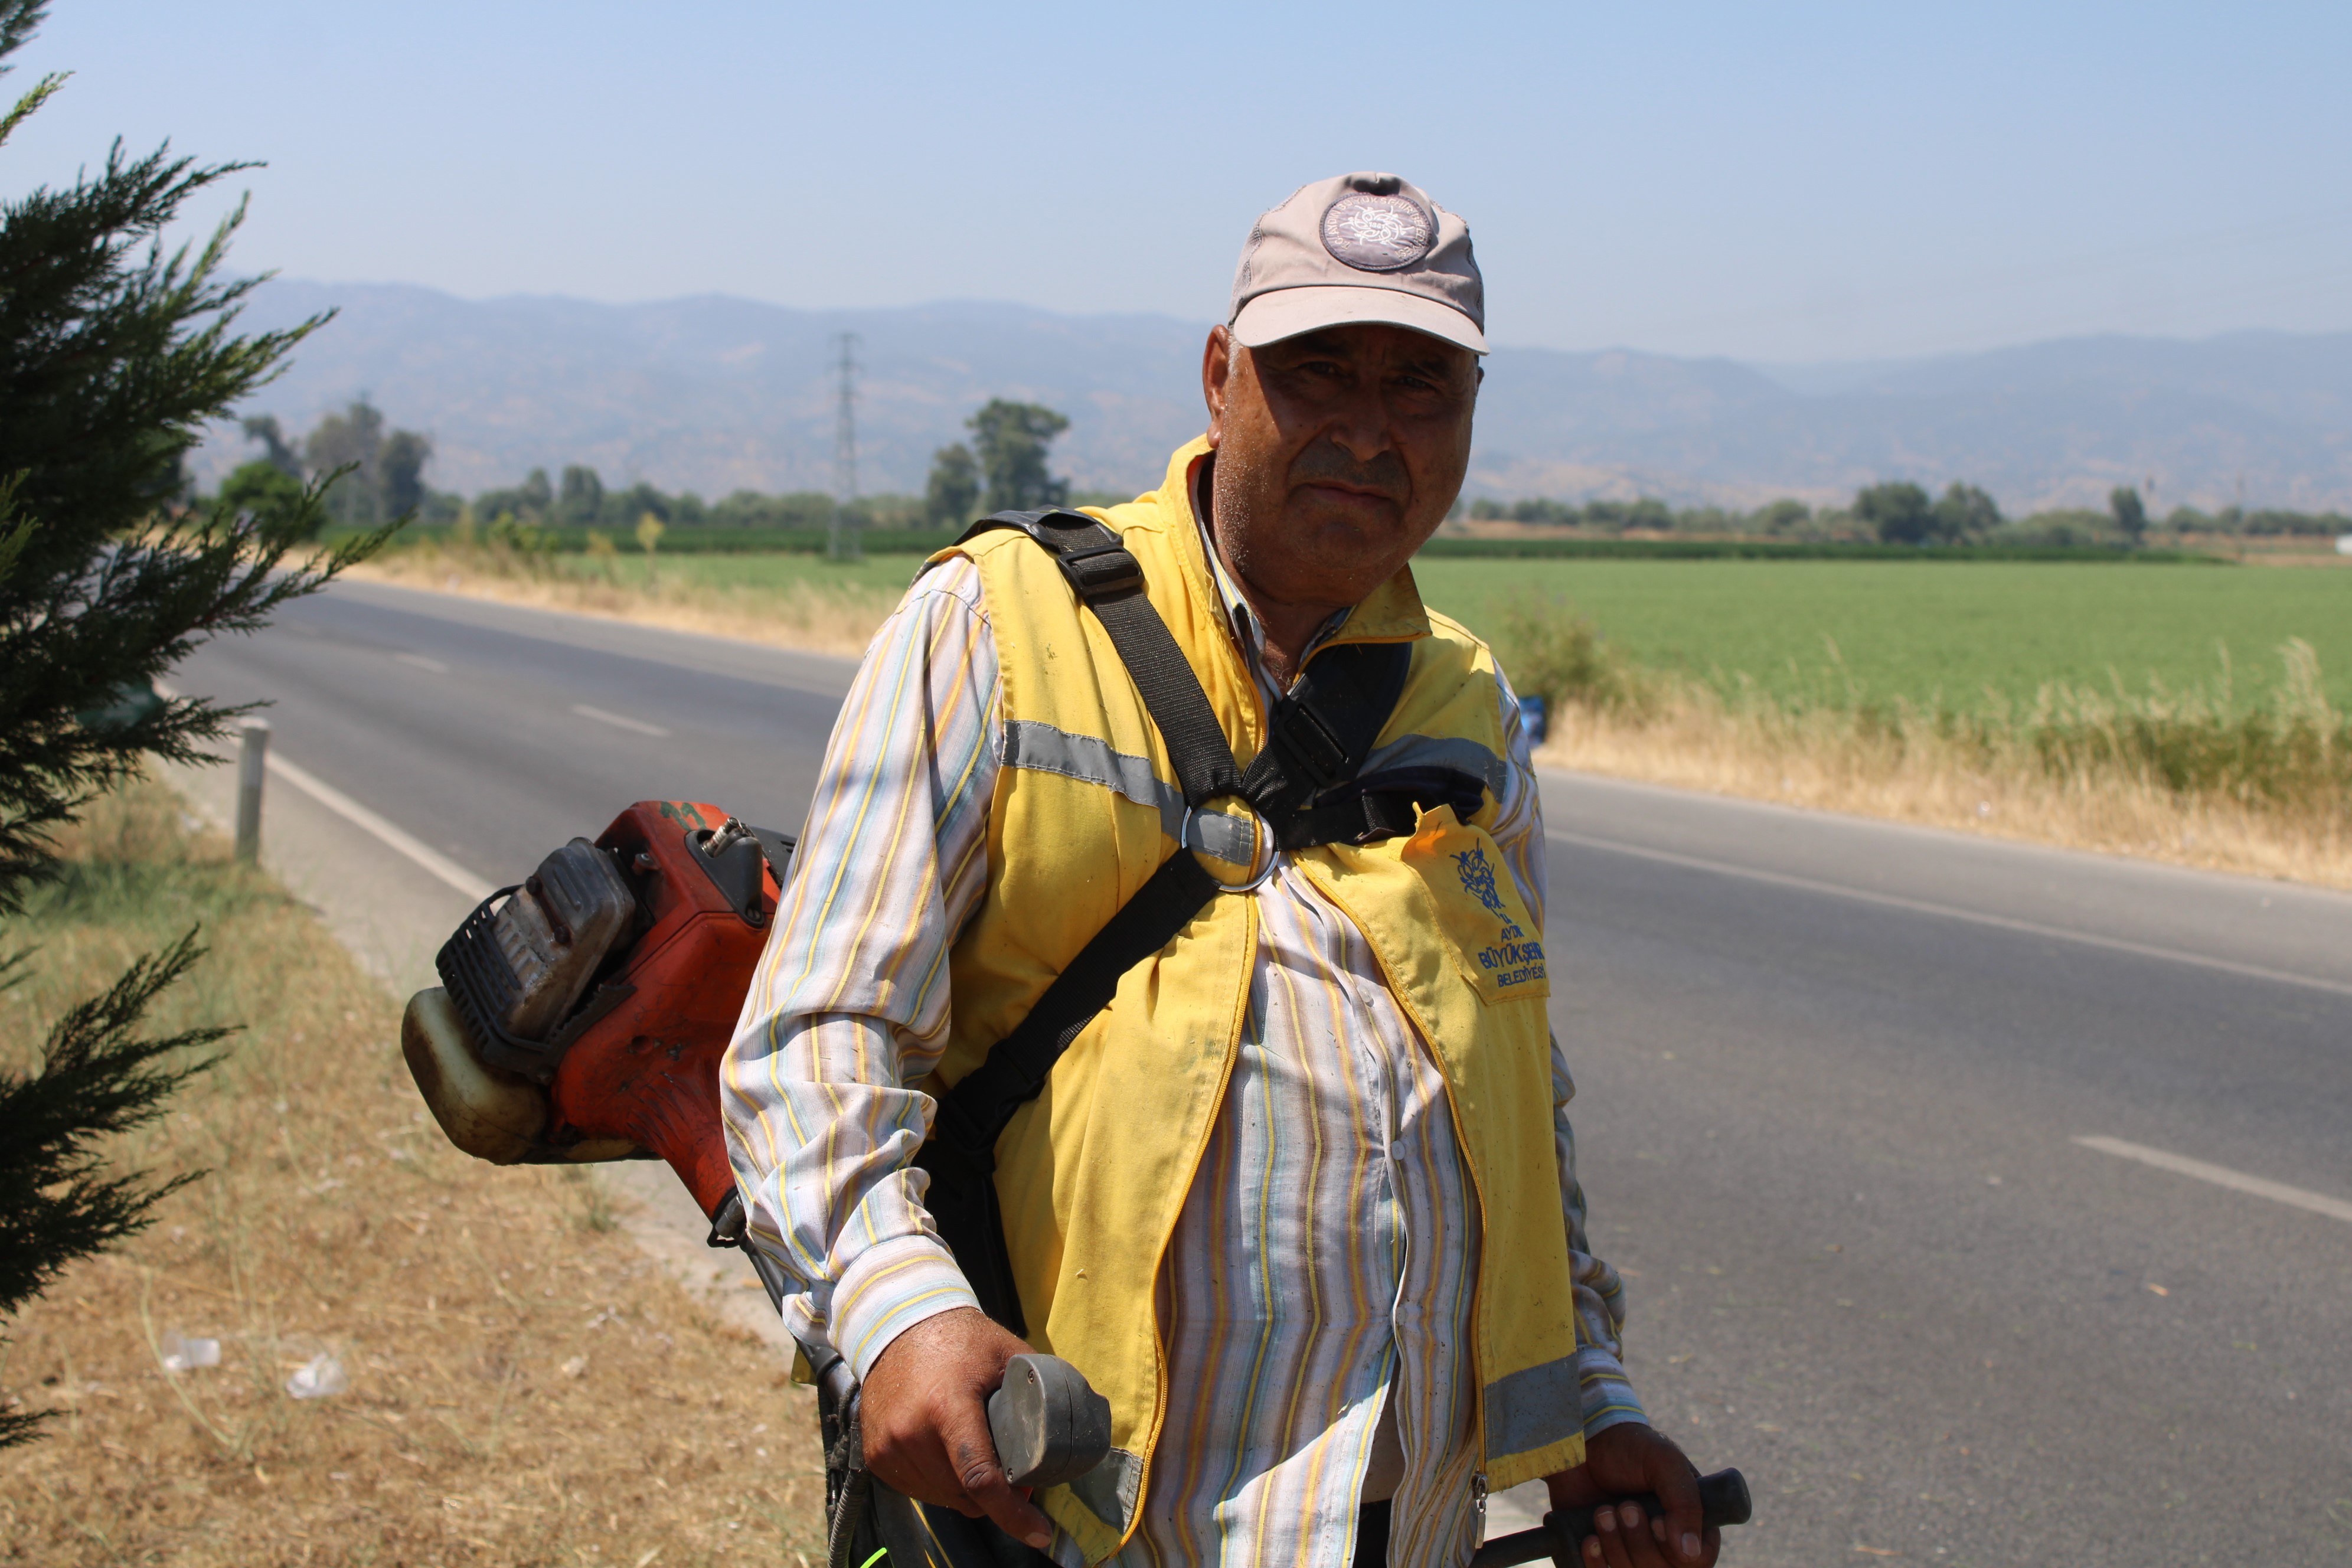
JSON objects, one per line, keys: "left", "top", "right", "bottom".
{"left": 8, "top": 2, "right": 2348, "bottom": 362}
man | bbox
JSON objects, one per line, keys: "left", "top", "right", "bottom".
{"left": 723, "top": 172, "right": 1720, "bottom": 1568}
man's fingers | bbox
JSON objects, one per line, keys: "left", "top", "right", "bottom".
{"left": 1588, "top": 1503, "right": 1640, "bottom": 1568}
{"left": 1648, "top": 1454, "right": 1707, "bottom": 1564}
{"left": 944, "top": 1408, "right": 1055, "bottom": 1550}
{"left": 865, "top": 1422, "right": 972, "bottom": 1515}
{"left": 1616, "top": 1501, "right": 1674, "bottom": 1568}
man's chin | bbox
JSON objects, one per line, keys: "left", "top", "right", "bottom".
{"left": 1282, "top": 499, "right": 1415, "bottom": 556}
{"left": 1290, "top": 485, "right": 1405, "bottom": 531}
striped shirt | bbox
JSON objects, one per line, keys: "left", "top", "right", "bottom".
{"left": 723, "top": 543, "right": 1643, "bottom": 1567}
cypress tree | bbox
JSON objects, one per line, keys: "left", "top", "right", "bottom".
{"left": 0, "top": 0, "right": 398, "bottom": 1445}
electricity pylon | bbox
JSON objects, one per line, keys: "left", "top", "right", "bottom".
{"left": 830, "top": 331, "right": 861, "bottom": 562}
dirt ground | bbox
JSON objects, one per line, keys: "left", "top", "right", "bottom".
{"left": 1, "top": 786, "right": 829, "bottom": 1566}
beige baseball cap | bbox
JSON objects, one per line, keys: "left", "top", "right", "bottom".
{"left": 1228, "top": 171, "right": 1485, "bottom": 355}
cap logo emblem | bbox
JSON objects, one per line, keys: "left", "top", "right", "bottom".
{"left": 1320, "top": 192, "right": 1433, "bottom": 273}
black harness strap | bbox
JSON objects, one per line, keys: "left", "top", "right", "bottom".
{"left": 916, "top": 509, "right": 1478, "bottom": 1334}
{"left": 1010, "top": 508, "right": 1245, "bottom": 806}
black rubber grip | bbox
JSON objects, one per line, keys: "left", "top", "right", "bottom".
{"left": 1468, "top": 1468, "right": 1752, "bottom": 1567}
{"left": 985, "top": 1353, "right": 1112, "bottom": 1490}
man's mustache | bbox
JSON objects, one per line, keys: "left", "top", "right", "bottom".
{"left": 1288, "top": 441, "right": 1409, "bottom": 501}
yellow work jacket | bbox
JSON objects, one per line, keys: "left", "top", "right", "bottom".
{"left": 928, "top": 439, "right": 1585, "bottom": 1560}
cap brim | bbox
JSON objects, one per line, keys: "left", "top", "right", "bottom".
{"left": 1230, "top": 285, "right": 1488, "bottom": 355}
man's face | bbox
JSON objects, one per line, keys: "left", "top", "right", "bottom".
{"left": 1203, "top": 321, "right": 1479, "bottom": 617}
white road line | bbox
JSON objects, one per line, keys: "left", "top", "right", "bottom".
{"left": 571, "top": 703, "right": 670, "bottom": 738}
{"left": 263, "top": 753, "right": 495, "bottom": 902}
{"left": 393, "top": 651, "right": 450, "bottom": 674}
{"left": 1547, "top": 829, "right": 2352, "bottom": 999}
{"left": 2073, "top": 1136, "right": 2352, "bottom": 1225}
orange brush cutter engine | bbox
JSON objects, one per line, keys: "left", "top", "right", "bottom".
{"left": 400, "top": 801, "right": 791, "bottom": 1226}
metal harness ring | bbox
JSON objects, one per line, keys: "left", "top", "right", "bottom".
{"left": 1179, "top": 799, "right": 1281, "bottom": 894}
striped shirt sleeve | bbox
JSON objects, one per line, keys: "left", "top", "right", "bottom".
{"left": 720, "top": 557, "right": 1002, "bottom": 1380}
{"left": 1491, "top": 663, "right": 1648, "bottom": 1439}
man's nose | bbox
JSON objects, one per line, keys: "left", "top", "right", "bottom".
{"left": 1324, "top": 385, "right": 1396, "bottom": 465}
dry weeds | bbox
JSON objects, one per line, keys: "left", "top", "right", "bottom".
{"left": 351, "top": 550, "right": 894, "bottom": 660}
{"left": 1, "top": 783, "right": 827, "bottom": 1566}
{"left": 1537, "top": 686, "right": 2352, "bottom": 889}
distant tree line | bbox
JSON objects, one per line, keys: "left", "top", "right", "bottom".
{"left": 221, "top": 394, "right": 1100, "bottom": 542}
{"left": 462, "top": 465, "right": 931, "bottom": 534}
{"left": 1466, "top": 481, "right": 2350, "bottom": 548}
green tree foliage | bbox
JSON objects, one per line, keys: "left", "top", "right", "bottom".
{"left": 556, "top": 463, "right": 603, "bottom": 527}
{"left": 302, "top": 396, "right": 384, "bottom": 521}
{"left": 612, "top": 478, "right": 671, "bottom": 527}
{"left": 1855, "top": 481, "right": 1937, "bottom": 545}
{"left": 216, "top": 458, "right": 309, "bottom": 538}
{"left": 0, "top": 0, "right": 396, "bottom": 1445}
{"left": 284, "top": 396, "right": 437, "bottom": 525}
{"left": 235, "top": 402, "right": 439, "bottom": 523}
{"left": 1932, "top": 482, "right": 2003, "bottom": 542}
{"left": 1469, "top": 494, "right": 1792, "bottom": 535}
{"left": 239, "top": 413, "right": 300, "bottom": 476}
{"left": 378, "top": 428, "right": 432, "bottom": 519}
{"left": 925, "top": 441, "right": 979, "bottom": 527}
{"left": 706, "top": 488, "right": 835, "bottom": 530}
{"left": 968, "top": 399, "right": 1070, "bottom": 513}
{"left": 474, "top": 465, "right": 555, "bottom": 524}
{"left": 2110, "top": 485, "right": 2148, "bottom": 545}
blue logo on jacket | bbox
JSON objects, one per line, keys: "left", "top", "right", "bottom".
{"left": 1455, "top": 845, "right": 1544, "bottom": 987}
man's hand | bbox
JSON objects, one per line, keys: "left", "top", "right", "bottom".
{"left": 1546, "top": 1423, "right": 1721, "bottom": 1568}
{"left": 859, "top": 1306, "right": 1055, "bottom": 1551}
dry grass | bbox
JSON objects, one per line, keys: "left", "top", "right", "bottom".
{"left": 1488, "top": 593, "right": 2352, "bottom": 888}
{"left": 351, "top": 535, "right": 896, "bottom": 659}
{"left": 1, "top": 782, "right": 827, "bottom": 1566}
{"left": 1537, "top": 691, "right": 2352, "bottom": 887}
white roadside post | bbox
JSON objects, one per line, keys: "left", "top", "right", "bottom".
{"left": 234, "top": 718, "right": 270, "bottom": 863}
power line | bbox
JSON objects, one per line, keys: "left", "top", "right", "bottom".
{"left": 830, "top": 330, "right": 861, "bottom": 562}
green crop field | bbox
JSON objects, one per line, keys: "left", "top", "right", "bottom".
{"left": 1408, "top": 558, "right": 2352, "bottom": 713}
{"left": 567, "top": 549, "right": 2352, "bottom": 714}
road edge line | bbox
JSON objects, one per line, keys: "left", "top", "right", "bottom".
{"left": 2072, "top": 1135, "right": 2352, "bottom": 1224}
{"left": 1548, "top": 829, "right": 2352, "bottom": 999}
{"left": 264, "top": 753, "right": 496, "bottom": 903}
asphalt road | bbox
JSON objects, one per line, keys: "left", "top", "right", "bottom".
{"left": 177, "top": 579, "right": 2352, "bottom": 1566}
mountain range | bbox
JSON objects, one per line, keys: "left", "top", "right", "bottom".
{"left": 205, "top": 281, "right": 2352, "bottom": 515}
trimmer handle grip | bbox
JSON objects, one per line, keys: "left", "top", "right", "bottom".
{"left": 1546, "top": 1468, "right": 1752, "bottom": 1554}
{"left": 986, "top": 1353, "right": 1112, "bottom": 1489}
{"left": 1469, "top": 1468, "right": 1752, "bottom": 1567}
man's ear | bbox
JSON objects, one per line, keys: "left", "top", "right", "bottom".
{"left": 1203, "top": 325, "right": 1233, "bottom": 449}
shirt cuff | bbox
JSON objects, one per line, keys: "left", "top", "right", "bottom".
{"left": 1577, "top": 1344, "right": 1648, "bottom": 1439}
{"left": 831, "top": 1231, "right": 982, "bottom": 1384}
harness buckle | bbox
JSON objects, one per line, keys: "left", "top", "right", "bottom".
{"left": 1056, "top": 543, "right": 1144, "bottom": 602}
{"left": 1266, "top": 694, "right": 1351, "bottom": 793}
{"left": 1179, "top": 798, "right": 1282, "bottom": 893}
